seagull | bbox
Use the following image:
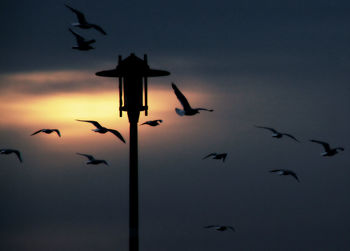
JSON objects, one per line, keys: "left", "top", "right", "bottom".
{"left": 31, "top": 129, "right": 61, "bottom": 137}
{"left": 69, "top": 28, "right": 95, "bottom": 50}
{"left": 269, "top": 169, "right": 300, "bottom": 182}
{"left": 202, "top": 153, "right": 227, "bottom": 162}
{"left": 141, "top": 120, "right": 163, "bottom": 127}
{"left": 171, "top": 83, "right": 213, "bottom": 116}
{"left": 309, "top": 139, "right": 344, "bottom": 157}
{"left": 76, "top": 153, "right": 108, "bottom": 165}
{"left": 204, "top": 225, "right": 235, "bottom": 232}
{"left": 254, "top": 125, "right": 300, "bottom": 142}
{"left": 65, "top": 4, "right": 107, "bottom": 35}
{"left": 76, "top": 120, "right": 126, "bottom": 143}
{"left": 0, "top": 149, "right": 22, "bottom": 163}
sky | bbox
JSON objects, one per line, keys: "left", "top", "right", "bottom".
{"left": 1, "top": 0, "right": 350, "bottom": 250}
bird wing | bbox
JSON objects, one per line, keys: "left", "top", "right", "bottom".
{"left": 171, "top": 83, "right": 192, "bottom": 110}
{"left": 227, "top": 226, "right": 235, "bottom": 232}
{"left": 76, "top": 153, "right": 94, "bottom": 160}
{"left": 254, "top": 125, "right": 277, "bottom": 133}
{"left": 203, "top": 153, "right": 216, "bottom": 159}
{"left": 196, "top": 108, "right": 214, "bottom": 112}
{"left": 69, "top": 28, "right": 85, "bottom": 43}
{"left": 310, "top": 140, "right": 331, "bottom": 151}
{"left": 91, "top": 24, "right": 107, "bottom": 35}
{"left": 65, "top": 4, "right": 87, "bottom": 24}
{"left": 221, "top": 153, "right": 228, "bottom": 162}
{"left": 13, "top": 150, "right": 22, "bottom": 163}
{"left": 204, "top": 225, "right": 218, "bottom": 229}
{"left": 31, "top": 129, "right": 43, "bottom": 136}
{"left": 107, "top": 129, "right": 126, "bottom": 143}
{"left": 270, "top": 169, "right": 283, "bottom": 173}
{"left": 288, "top": 171, "right": 300, "bottom": 182}
{"left": 282, "top": 133, "right": 300, "bottom": 142}
{"left": 53, "top": 129, "right": 61, "bottom": 137}
{"left": 175, "top": 108, "right": 185, "bottom": 116}
{"left": 76, "top": 119, "right": 103, "bottom": 129}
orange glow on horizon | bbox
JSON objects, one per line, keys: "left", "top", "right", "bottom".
{"left": 0, "top": 89, "right": 211, "bottom": 134}
{"left": 0, "top": 70, "right": 216, "bottom": 150}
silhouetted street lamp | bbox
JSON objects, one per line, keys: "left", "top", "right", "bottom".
{"left": 96, "top": 53, "right": 170, "bottom": 251}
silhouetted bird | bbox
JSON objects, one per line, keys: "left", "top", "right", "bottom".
{"left": 309, "top": 139, "right": 344, "bottom": 157}
{"left": 141, "top": 120, "right": 163, "bottom": 126}
{"left": 69, "top": 28, "right": 95, "bottom": 50}
{"left": 203, "top": 153, "right": 227, "bottom": 162}
{"left": 65, "top": 4, "right": 107, "bottom": 35}
{"left": 172, "top": 83, "right": 213, "bottom": 116}
{"left": 204, "top": 225, "right": 235, "bottom": 232}
{"left": 76, "top": 153, "right": 108, "bottom": 165}
{"left": 0, "top": 149, "right": 22, "bottom": 163}
{"left": 254, "top": 125, "right": 300, "bottom": 142}
{"left": 269, "top": 169, "right": 300, "bottom": 182}
{"left": 31, "top": 129, "right": 61, "bottom": 137}
{"left": 76, "top": 119, "right": 125, "bottom": 143}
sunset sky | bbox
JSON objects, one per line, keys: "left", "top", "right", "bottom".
{"left": 1, "top": 0, "right": 350, "bottom": 250}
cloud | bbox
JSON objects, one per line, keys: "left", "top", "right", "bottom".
{"left": 0, "top": 70, "right": 113, "bottom": 95}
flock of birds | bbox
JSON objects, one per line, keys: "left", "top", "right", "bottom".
{"left": 65, "top": 4, "right": 107, "bottom": 51}
{"left": 1, "top": 4, "right": 346, "bottom": 235}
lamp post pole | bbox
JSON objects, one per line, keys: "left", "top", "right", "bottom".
{"left": 96, "top": 54, "right": 169, "bottom": 251}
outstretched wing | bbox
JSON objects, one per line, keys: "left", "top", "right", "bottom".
{"left": 254, "top": 125, "right": 277, "bottom": 133}
{"left": 288, "top": 171, "right": 300, "bottom": 182}
{"left": 76, "top": 153, "right": 94, "bottom": 160}
{"left": 107, "top": 129, "right": 126, "bottom": 143}
{"left": 65, "top": 4, "right": 87, "bottom": 24}
{"left": 91, "top": 24, "right": 107, "bottom": 35}
{"left": 76, "top": 119, "right": 103, "bottom": 129}
{"left": 196, "top": 108, "right": 214, "bottom": 112}
{"left": 220, "top": 153, "right": 228, "bottom": 162}
{"left": 171, "top": 83, "right": 192, "bottom": 110}
{"left": 31, "top": 129, "right": 43, "bottom": 136}
{"left": 269, "top": 169, "right": 284, "bottom": 174}
{"left": 202, "top": 153, "right": 217, "bottom": 159}
{"left": 226, "top": 226, "right": 236, "bottom": 232}
{"left": 282, "top": 133, "right": 300, "bottom": 142}
{"left": 310, "top": 139, "right": 331, "bottom": 152}
{"left": 13, "top": 150, "right": 22, "bottom": 163}
{"left": 204, "top": 225, "right": 218, "bottom": 229}
{"left": 53, "top": 129, "right": 61, "bottom": 137}
{"left": 175, "top": 108, "right": 185, "bottom": 116}
{"left": 69, "top": 28, "right": 84, "bottom": 42}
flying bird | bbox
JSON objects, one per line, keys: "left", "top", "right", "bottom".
{"left": 141, "top": 120, "right": 163, "bottom": 127}
{"left": 31, "top": 129, "right": 61, "bottom": 137}
{"left": 76, "top": 120, "right": 125, "bottom": 143}
{"left": 204, "top": 225, "right": 235, "bottom": 232}
{"left": 269, "top": 169, "right": 300, "bottom": 182}
{"left": 65, "top": 4, "right": 107, "bottom": 35}
{"left": 202, "top": 153, "right": 227, "bottom": 162}
{"left": 0, "top": 149, "right": 22, "bottom": 163}
{"left": 171, "top": 83, "right": 213, "bottom": 116}
{"left": 309, "top": 139, "right": 344, "bottom": 157}
{"left": 69, "top": 28, "right": 95, "bottom": 50}
{"left": 76, "top": 153, "right": 108, "bottom": 165}
{"left": 254, "top": 125, "right": 300, "bottom": 142}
